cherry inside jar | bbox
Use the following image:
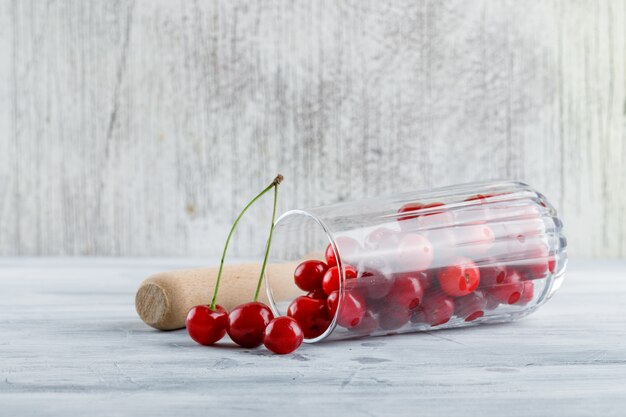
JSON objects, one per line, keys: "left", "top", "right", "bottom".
{"left": 264, "top": 180, "right": 567, "bottom": 343}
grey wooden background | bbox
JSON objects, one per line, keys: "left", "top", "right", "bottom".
{"left": 0, "top": 0, "right": 624, "bottom": 258}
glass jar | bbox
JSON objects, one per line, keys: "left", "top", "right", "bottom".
{"left": 265, "top": 180, "right": 567, "bottom": 343}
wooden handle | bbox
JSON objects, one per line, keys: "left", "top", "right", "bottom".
{"left": 135, "top": 263, "right": 299, "bottom": 330}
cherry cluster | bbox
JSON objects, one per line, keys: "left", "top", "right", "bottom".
{"left": 284, "top": 192, "right": 556, "bottom": 338}
{"left": 186, "top": 175, "right": 305, "bottom": 355}
{"left": 186, "top": 185, "right": 556, "bottom": 354}
{"left": 186, "top": 302, "right": 303, "bottom": 354}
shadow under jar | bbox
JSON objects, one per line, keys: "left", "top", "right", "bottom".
{"left": 265, "top": 180, "right": 567, "bottom": 343}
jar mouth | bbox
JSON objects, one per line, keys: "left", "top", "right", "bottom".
{"left": 265, "top": 209, "right": 342, "bottom": 343}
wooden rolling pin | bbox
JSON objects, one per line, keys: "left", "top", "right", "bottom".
{"left": 135, "top": 263, "right": 300, "bottom": 330}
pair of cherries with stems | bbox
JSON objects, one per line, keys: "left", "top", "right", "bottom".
{"left": 185, "top": 175, "right": 304, "bottom": 355}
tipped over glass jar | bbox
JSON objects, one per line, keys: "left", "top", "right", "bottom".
{"left": 265, "top": 181, "right": 567, "bottom": 343}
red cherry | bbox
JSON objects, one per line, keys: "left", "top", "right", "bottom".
{"left": 324, "top": 237, "right": 361, "bottom": 267}
{"left": 548, "top": 257, "right": 556, "bottom": 273}
{"left": 306, "top": 288, "right": 327, "bottom": 300}
{"left": 378, "top": 305, "right": 412, "bottom": 331}
{"left": 488, "top": 270, "right": 524, "bottom": 304}
{"left": 326, "top": 291, "right": 339, "bottom": 316}
{"left": 423, "top": 228, "right": 457, "bottom": 263}
{"left": 348, "top": 310, "right": 378, "bottom": 335}
{"left": 500, "top": 205, "right": 545, "bottom": 255}
{"left": 386, "top": 274, "right": 425, "bottom": 311}
{"left": 263, "top": 317, "right": 304, "bottom": 354}
{"left": 396, "top": 234, "right": 434, "bottom": 272}
{"left": 356, "top": 266, "right": 393, "bottom": 300}
{"left": 465, "top": 310, "right": 484, "bottom": 322}
{"left": 416, "top": 203, "right": 455, "bottom": 229}
{"left": 516, "top": 281, "right": 534, "bottom": 305}
{"left": 293, "top": 260, "right": 328, "bottom": 291}
{"left": 464, "top": 193, "right": 496, "bottom": 202}
{"left": 227, "top": 302, "right": 274, "bottom": 348}
{"left": 479, "top": 261, "right": 507, "bottom": 288}
{"left": 520, "top": 243, "right": 551, "bottom": 280}
{"left": 438, "top": 257, "right": 480, "bottom": 297}
{"left": 454, "top": 291, "right": 487, "bottom": 322}
{"left": 365, "top": 227, "right": 401, "bottom": 250}
{"left": 326, "top": 290, "right": 367, "bottom": 328}
{"left": 454, "top": 224, "right": 495, "bottom": 257}
{"left": 397, "top": 202, "right": 424, "bottom": 222}
{"left": 186, "top": 304, "right": 228, "bottom": 346}
{"left": 394, "top": 269, "right": 435, "bottom": 291}
{"left": 458, "top": 193, "right": 505, "bottom": 224}
{"left": 287, "top": 296, "right": 331, "bottom": 339}
{"left": 398, "top": 202, "right": 454, "bottom": 231}
{"left": 419, "top": 270, "right": 435, "bottom": 291}
{"left": 422, "top": 202, "right": 445, "bottom": 211}
{"left": 364, "top": 296, "right": 387, "bottom": 314}
{"left": 413, "top": 292, "right": 455, "bottom": 326}
{"left": 322, "top": 264, "right": 357, "bottom": 295}
{"left": 505, "top": 217, "right": 546, "bottom": 241}
{"left": 459, "top": 194, "right": 500, "bottom": 225}
{"left": 324, "top": 244, "right": 336, "bottom": 267}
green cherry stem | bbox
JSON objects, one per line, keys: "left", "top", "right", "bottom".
{"left": 209, "top": 174, "right": 284, "bottom": 310}
{"left": 254, "top": 180, "right": 280, "bottom": 301}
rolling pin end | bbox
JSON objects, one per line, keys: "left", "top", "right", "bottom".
{"left": 136, "top": 281, "right": 170, "bottom": 330}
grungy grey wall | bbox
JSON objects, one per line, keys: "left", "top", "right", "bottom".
{"left": 0, "top": 0, "right": 624, "bottom": 258}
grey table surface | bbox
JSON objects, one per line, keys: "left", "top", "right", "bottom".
{"left": 1, "top": 258, "right": 625, "bottom": 417}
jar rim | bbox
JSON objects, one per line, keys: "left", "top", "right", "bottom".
{"left": 265, "top": 209, "right": 343, "bottom": 343}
